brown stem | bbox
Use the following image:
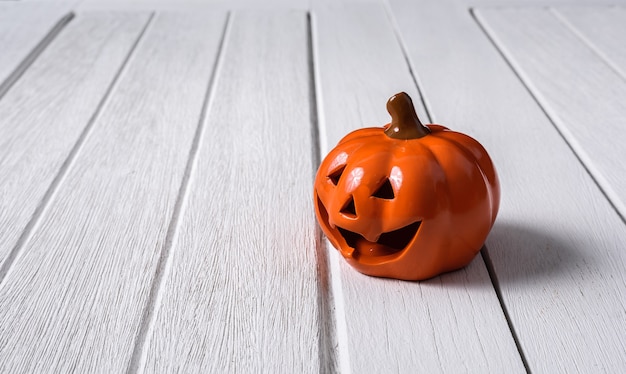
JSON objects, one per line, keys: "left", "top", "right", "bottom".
{"left": 384, "top": 92, "right": 430, "bottom": 139}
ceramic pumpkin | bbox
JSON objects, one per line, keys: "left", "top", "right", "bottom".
{"left": 313, "top": 92, "right": 500, "bottom": 280}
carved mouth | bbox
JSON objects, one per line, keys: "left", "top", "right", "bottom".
{"left": 315, "top": 194, "right": 421, "bottom": 259}
{"left": 337, "top": 221, "right": 422, "bottom": 257}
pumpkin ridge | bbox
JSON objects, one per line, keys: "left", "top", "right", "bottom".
{"left": 337, "top": 127, "right": 385, "bottom": 146}
{"left": 408, "top": 139, "right": 450, "bottom": 208}
{"left": 430, "top": 132, "right": 499, "bottom": 225}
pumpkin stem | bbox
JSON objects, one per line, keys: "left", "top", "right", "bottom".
{"left": 384, "top": 92, "right": 430, "bottom": 139}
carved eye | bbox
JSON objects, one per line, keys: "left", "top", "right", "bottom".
{"left": 327, "top": 165, "right": 346, "bottom": 186}
{"left": 372, "top": 178, "right": 395, "bottom": 199}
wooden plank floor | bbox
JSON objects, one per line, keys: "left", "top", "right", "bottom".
{"left": 473, "top": 7, "right": 626, "bottom": 372}
{"left": 1, "top": 0, "right": 625, "bottom": 372}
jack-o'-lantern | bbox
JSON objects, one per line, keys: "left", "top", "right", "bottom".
{"left": 313, "top": 92, "right": 500, "bottom": 280}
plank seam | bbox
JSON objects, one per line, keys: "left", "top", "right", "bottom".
{"left": 0, "top": 12, "right": 74, "bottom": 101}
{"left": 125, "top": 12, "right": 232, "bottom": 374}
{"left": 469, "top": 9, "right": 546, "bottom": 373}
{"left": 0, "top": 12, "right": 155, "bottom": 286}
{"left": 471, "top": 7, "right": 626, "bottom": 228}
{"left": 309, "top": 10, "right": 351, "bottom": 374}
{"left": 479, "top": 248, "right": 531, "bottom": 373}
{"left": 307, "top": 13, "right": 321, "bottom": 175}
{"left": 381, "top": 0, "right": 434, "bottom": 123}
{"left": 550, "top": 7, "right": 626, "bottom": 81}
{"left": 309, "top": 14, "right": 327, "bottom": 156}
{"left": 307, "top": 12, "right": 339, "bottom": 374}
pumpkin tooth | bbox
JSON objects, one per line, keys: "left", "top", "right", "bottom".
{"left": 342, "top": 246, "right": 355, "bottom": 258}
{"left": 364, "top": 232, "right": 381, "bottom": 243}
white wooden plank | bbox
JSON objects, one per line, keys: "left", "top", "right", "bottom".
{"left": 0, "top": 3, "right": 71, "bottom": 97}
{"left": 312, "top": 4, "right": 427, "bottom": 149}
{"left": 140, "top": 11, "right": 325, "bottom": 373}
{"left": 0, "top": 11, "right": 227, "bottom": 372}
{"left": 390, "top": 0, "right": 626, "bottom": 372}
{"left": 477, "top": 8, "right": 626, "bottom": 220}
{"left": 466, "top": 0, "right": 626, "bottom": 5}
{"left": 313, "top": 4, "right": 524, "bottom": 373}
{"left": 77, "top": 0, "right": 309, "bottom": 11}
{"left": 476, "top": 0, "right": 626, "bottom": 5}
{"left": 554, "top": 6, "right": 626, "bottom": 80}
{"left": 0, "top": 13, "right": 149, "bottom": 277}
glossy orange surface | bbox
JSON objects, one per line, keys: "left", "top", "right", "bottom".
{"left": 313, "top": 93, "right": 500, "bottom": 281}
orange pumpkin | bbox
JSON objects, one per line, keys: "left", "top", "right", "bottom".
{"left": 313, "top": 92, "right": 500, "bottom": 280}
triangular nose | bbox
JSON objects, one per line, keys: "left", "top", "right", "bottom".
{"left": 340, "top": 195, "right": 356, "bottom": 218}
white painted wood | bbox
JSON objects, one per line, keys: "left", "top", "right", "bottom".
{"left": 311, "top": 4, "right": 427, "bottom": 149}
{"left": 390, "top": 0, "right": 626, "bottom": 371}
{"left": 477, "top": 8, "right": 626, "bottom": 221}
{"left": 0, "top": 11, "right": 227, "bottom": 372}
{"left": 313, "top": 4, "right": 524, "bottom": 373}
{"left": 76, "top": 0, "right": 309, "bottom": 11}
{"left": 0, "top": 3, "right": 71, "bottom": 96}
{"left": 140, "top": 11, "right": 327, "bottom": 373}
{"left": 75, "top": 0, "right": 383, "bottom": 11}
{"left": 470, "top": 0, "right": 626, "bottom": 5}
{"left": 0, "top": 13, "right": 149, "bottom": 275}
{"left": 554, "top": 6, "right": 626, "bottom": 79}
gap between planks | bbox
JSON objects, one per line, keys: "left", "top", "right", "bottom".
{"left": 306, "top": 12, "right": 340, "bottom": 374}
{"left": 465, "top": 8, "right": 553, "bottom": 372}
{"left": 309, "top": 10, "right": 350, "bottom": 374}
{"left": 480, "top": 247, "right": 531, "bottom": 373}
{"left": 125, "top": 12, "right": 231, "bottom": 374}
{"left": 0, "top": 13, "right": 155, "bottom": 286}
{"left": 0, "top": 12, "right": 74, "bottom": 102}
{"left": 381, "top": 0, "right": 434, "bottom": 123}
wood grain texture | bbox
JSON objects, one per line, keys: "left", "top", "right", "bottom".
{"left": 554, "top": 6, "right": 626, "bottom": 82}
{"left": 76, "top": 0, "right": 310, "bottom": 11}
{"left": 0, "top": 3, "right": 71, "bottom": 97}
{"left": 471, "top": 0, "right": 626, "bottom": 4}
{"left": 140, "top": 11, "right": 324, "bottom": 373}
{"left": 390, "top": 0, "right": 626, "bottom": 372}
{"left": 0, "top": 12, "right": 148, "bottom": 276}
{"left": 0, "top": 11, "right": 227, "bottom": 372}
{"left": 76, "top": 0, "right": 386, "bottom": 12}
{"left": 313, "top": 4, "right": 524, "bottom": 373}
